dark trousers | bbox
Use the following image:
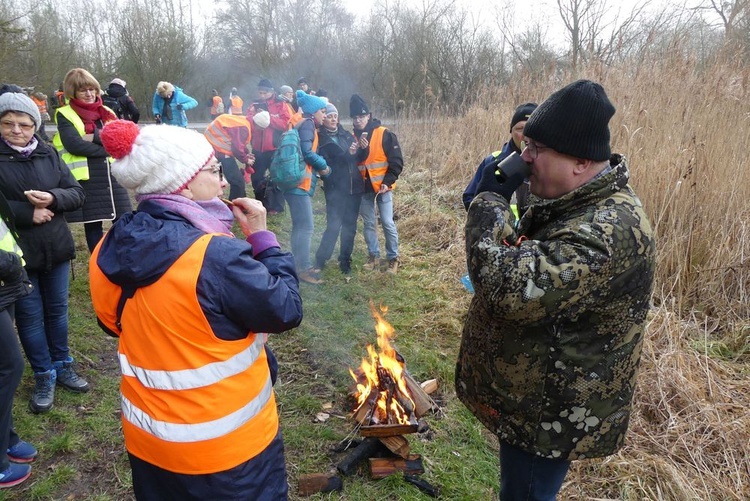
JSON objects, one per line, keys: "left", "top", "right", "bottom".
{"left": 251, "top": 151, "right": 284, "bottom": 213}
{"left": 499, "top": 441, "right": 570, "bottom": 501}
{"left": 315, "top": 189, "right": 362, "bottom": 267}
{"left": 0, "top": 307, "right": 23, "bottom": 471}
{"left": 84, "top": 221, "right": 104, "bottom": 253}
{"left": 219, "top": 156, "right": 246, "bottom": 200}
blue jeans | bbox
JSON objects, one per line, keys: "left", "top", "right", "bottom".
{"left": 359, "top": 190, "right": 399, "bottom": 260}
{"left": 499, "top": 441, "right": 570, "bottom": 501}
{"left": 15, "top": 261, "right": 71, "bottom": 373}
{"left": 284, "top": 193, "right": 314, "bottom": 271}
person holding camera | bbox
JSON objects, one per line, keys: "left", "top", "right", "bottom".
{"left": 457, "top": 80, "right": 656, "bottom": 500}
{"left": 151, "top": 81, "right": 197, "bottom": 128}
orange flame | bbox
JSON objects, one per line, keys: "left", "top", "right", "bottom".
{"left": 349, "top": 304, "right": 416, "bottom": 425}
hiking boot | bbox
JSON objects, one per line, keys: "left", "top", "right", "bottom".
{"left": 7, "top": 441, "right": 37, "bottom": 463}
{"left": 29, "top": 370, "right": 56, "bottom": 413}
{"left": 339, "top": 260, "right": 351, "bottom": 275}
{"left": 363, "top": 255, "right": 379, "bottom": 271}
{"left": 0, "top": 463, "right": 31, "bottom": 489}
{"left": 53, "top": 358, "right": 90, "bottom": 393}
{"left": 386, "top": 259, "right": 399, "bottom": 274}
{"left": 299, "top": 269, "right": 324, "bottom": 285}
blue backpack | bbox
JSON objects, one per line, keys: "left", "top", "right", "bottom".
{"left": 269, "top": 122, "right": 306, "bottom": 191}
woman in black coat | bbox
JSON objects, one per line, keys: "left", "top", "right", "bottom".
{"left": 53, "top": 68, "right": 132, "bottom": 252}
{"left": 0, "top": 90, "right": 88, "bottom": 414}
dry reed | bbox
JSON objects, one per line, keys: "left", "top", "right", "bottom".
{"left": 386, "top": 50, "right": 750, "bottom": 499}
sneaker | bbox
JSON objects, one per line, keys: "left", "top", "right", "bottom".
{"left": 7, "top": 441, "right": 37, "bottom": 463}
{"left": 386, "top": 259, "right": 399, "bottom": 274}
{"left": 299, "top": 269, "right": 324, "bottom": 285}
{"left": 30, "top": 369, "right": 56, "bottom": 413}
{"left": 339, "top": 260, "right": 351, "bottom": 274}
{"left": 363, "top": 255, "right": 379, "bottom": 271}
{"left": 0, "top": 463, "right": 31, "bottom": 488}
{"left": 54, "top": 358, "right": 90, "bottom": 393}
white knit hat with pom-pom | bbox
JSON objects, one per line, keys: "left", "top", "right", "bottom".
{"left": 100, "top": 120, "right": 214, "bottom": 195}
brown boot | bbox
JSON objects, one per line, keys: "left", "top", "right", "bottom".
{"left": 386, "top": 259, "right": 399, "bottom": 274}
{"left": 363, "top": 255, "right": 379, "bottom": 271}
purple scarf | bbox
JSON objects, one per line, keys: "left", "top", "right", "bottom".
{"left": 2, "top": 136, "right": 38, "bottom": 157}
{"left": 136, "top": 194, "right": 235, "bottom": 236}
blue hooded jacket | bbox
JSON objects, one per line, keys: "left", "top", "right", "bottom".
{"left": 151, "top": 85, "right": 198, "bottom": 127}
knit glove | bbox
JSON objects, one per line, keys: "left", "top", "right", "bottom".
{"left": 475, "top": 152, "right": 529, "bottom": 202}
{"left": 176, "top": 104, "right": 184, "bottom": 110}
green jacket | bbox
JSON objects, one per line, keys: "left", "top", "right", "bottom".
{"left": 457, "top": 155, "right": 655, "bottom": 460}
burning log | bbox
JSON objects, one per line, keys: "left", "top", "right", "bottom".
{"left": 336, "top": 437, "right": 382, "bottom": 476}
{"left": 378, "top": 435, "right": 410, "bottom": 458}
{"left": 359, "top": 423, "right": 418, "bottom": 437}
{"left": 297, "top": 473, "right": 343, "bottom": 496}
{"left": 369, "top": 454, "right": 425, "bottom": 479}
{"left": 403, "top": 372, "right": 436, "bottom": 417}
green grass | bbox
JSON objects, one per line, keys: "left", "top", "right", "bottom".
{"left": 2, "top": 189, "right": 499, "bottom": 500}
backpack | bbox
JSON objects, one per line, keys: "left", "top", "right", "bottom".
{"left": 216, "top": 101, "right": 225, "bottom": 114}
{"left": 102, "top": 93, "right": 130, "bottom": 120}
{"left": 269, "top": 122, "right": 306, "bottom": 191}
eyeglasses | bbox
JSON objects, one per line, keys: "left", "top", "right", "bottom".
{"left": 524, "top": 140, "right": 552, "bottom": 159}
{"left": 76, "top": 88, "right": 97, "bottom": 95}
{"left": 0, "top": 120, "right": 34, "bottom": 132}
{"left": 200, "top": 164, "right": 223, "bottom": 181}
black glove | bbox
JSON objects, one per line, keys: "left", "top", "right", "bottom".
{"left": 154, "top": 114, "right": 161, "bottom": 124}
{"left": 475, "top": 152, "right": 529, "bottom": 202}
{"left": 176, "top": 104, "right": 184, "bottom": 110}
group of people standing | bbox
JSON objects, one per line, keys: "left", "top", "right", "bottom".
{"left": 203, "top": 78, "right": 404, "bottom": 284}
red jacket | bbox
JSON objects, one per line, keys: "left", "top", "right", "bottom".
{"left": 249, "top": 96, "right": 290, "bottom": 153}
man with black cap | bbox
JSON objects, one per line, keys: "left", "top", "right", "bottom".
{"left": 248, "top": 78, "right": 290, "bottom": 213}
{"left": 350, "top": 93, "right": 404, "bottom": 273}
{"left": 462, "top": 102, "right": 537, "bottom": 213}
{"left": 456, "top": 80, "right": 655, "bottom": 499}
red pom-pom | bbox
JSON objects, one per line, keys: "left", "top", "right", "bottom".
{"left": 100, "top": 120, "right": 140, "bottom": 159}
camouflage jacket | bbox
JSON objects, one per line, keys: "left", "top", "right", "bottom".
{"left": 456, "top": 155, "right": 655, "bottom": 460}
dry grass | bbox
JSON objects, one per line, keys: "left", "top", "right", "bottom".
{"left": 385, "top": 50, "right": 750, "bottom": 499}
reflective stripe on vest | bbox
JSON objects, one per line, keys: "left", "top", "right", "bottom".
{"left": 53, "top": 106, "right": 90, "bottom": 181}
{"left": 121, "top": 376, "right": 273, "bottom": 443}
{"left": 358, "top": 126, "right": 391, "bottom": 192}
{"left": 89, "top": 234, "right": 279, "bottom": 473}
{"left": 230, "top": 96, "right": 243, "bottom": 115}
{"left": 204, "top": 115, "right": 252, "bottom": 157}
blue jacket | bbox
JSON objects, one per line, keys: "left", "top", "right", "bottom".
{"left": 463, "top": 141, "right": 516, "bottom": 210}
{"left": 151, "top": 86, "right": 198, "bottom": 127}
{"left": 287, "top": 116, "right": 328, "bottom": 196}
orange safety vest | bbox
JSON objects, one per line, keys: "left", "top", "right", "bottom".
{"left": 358, "top": 126, "right": 393, "bottom": 192}
{"left": 54, "top": 90, "right": 66, "bottom": 107}
{"left": 210, "top": 96, "right": 223, "bottom": 115}
{"left": 297, "top": 124, "right": 317, "bottom": 192}
{"left": 204, "top": 115, "right": 252, "bottom": 157}
{"left": 89, "top": 235, "right": 279, "bottom": 474}
{"left": 287, "top": 109, "right": 303, "bottom": 130}
{"left": 31, "top": 95, "right": 48, "bottom": 115}
{"left": 230, "top": 95, "right": 243, "bottom": 115}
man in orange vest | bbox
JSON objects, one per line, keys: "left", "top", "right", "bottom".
{"left": 204, "top": 114, "right": 255, "bottom": 200}
{"left": 228, "top": 88, "right": 243, "bottom": 115}
{"left": 350, "top": 94, "right": 404, "bottom": 273}
{"left": 209, "top": 89, "right": 224, "bottom": 120}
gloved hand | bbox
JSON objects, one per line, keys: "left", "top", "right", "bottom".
{"left": 176, "top": 104, "right": 184, "bottom": 110}
{"left": 475, "top": 152, "right": 529, "bottom": 202}
{"left": 154, "top": 114, "right": 161, "bottom": 124}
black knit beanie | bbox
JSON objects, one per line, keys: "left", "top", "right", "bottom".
{"left": 349, "top": 94, "right": 369, "bottom": 117}
{"left": 523, "top": 80, "right": 615, "bottom": 161}
{"left": 509, "top": 102, "right": 537, "bottom": 132}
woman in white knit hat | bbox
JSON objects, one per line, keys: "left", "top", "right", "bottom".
{"left": 89, "top": 119, "right": 302, "bottom": 500}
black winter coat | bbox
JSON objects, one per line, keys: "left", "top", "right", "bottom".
{"left": 55, "top": 111, "right": 132, "bottom": 224}
{"left": 0, "top": 138, "right": 85, "bottom": 272}
{"left": 0, "top": 191, "right": 32, "bottom": 311}
{"left": 317, "top": 125, "right": 364, "bottom": 196}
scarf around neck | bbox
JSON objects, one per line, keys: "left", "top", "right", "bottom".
{"left": 136, "top": 194, "right": 234, "bottom": 236}
{"left": 2, "top": 135, "right": 38, "bottom": 157}
{"left": 161, "top": 94, "right": 173, "bottom": 121}
{"left": 69, "top": 97, "right": 116, "bottom": 133}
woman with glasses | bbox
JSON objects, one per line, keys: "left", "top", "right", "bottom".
{"left": 0, "top": 90, "right": 87, "bottom": 414}
{"left": 53, "top": 68, "right": 132, "bottom": 253}
{"left": 90, "top": 120, "right": 302, "bottom": 500}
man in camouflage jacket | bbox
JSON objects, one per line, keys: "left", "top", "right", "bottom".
{"left": 456, "top": 80, "right": 655, "bottom": 500}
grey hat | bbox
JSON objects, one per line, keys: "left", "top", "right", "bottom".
{"left": 279, "top": 85, "right": 293, "bottom": 94}
{"left": 325, "top": 103, "right": 338, "bottom": 115}
{"left": 0, "top": 92, "right": 42, "bottom": 132}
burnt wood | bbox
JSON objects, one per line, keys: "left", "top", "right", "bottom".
{"left": 336, "top": 437, "right": 382, "bottom": 476}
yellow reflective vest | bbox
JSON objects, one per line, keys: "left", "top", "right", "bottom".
{"left": 53, "top": 105, "right": 115, "bottom": 181}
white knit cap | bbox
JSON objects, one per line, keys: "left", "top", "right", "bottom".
{"left": 110, "top": 78, "right": 127, "bottom": 88}
{"left": 100, "top": 120, "right": 214, "bottom": 195}
{"left": 252, "top": 110, "right": 271, "bottom": 128}
{"left": 0, "top": 92, "right": 42, "bottom": 132}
